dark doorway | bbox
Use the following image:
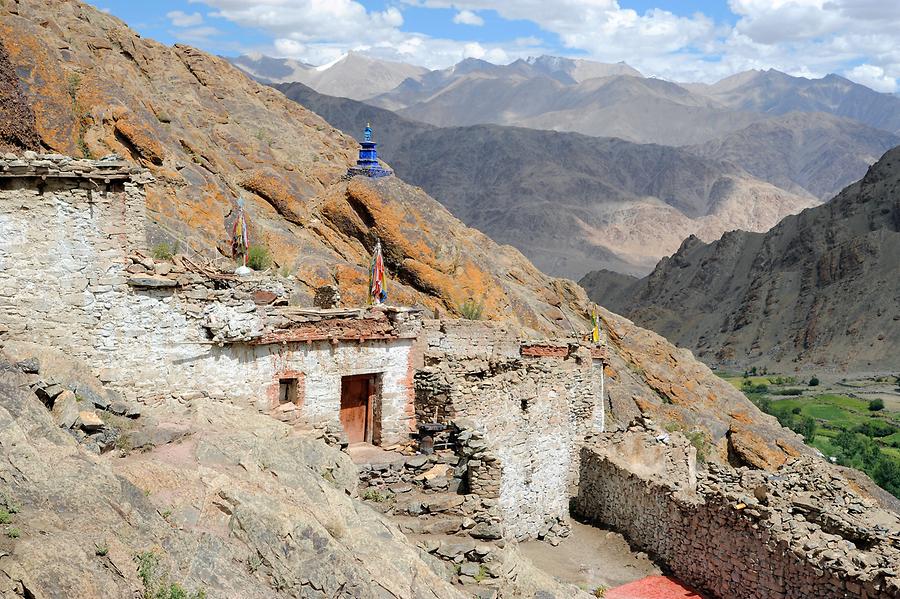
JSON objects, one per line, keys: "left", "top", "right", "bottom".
{"left": 279, "top": 378, "right": 299, "bottom": 405}
{"left": 340, "top": 374, "right": 380, "bottom": 444}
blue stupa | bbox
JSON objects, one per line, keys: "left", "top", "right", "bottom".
{"left": 347, "top": 123, "right": 393, "bottom": 178}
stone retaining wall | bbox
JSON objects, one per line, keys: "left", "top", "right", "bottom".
{"left": 574, "top": 431, "right": 900, "bottom": 599}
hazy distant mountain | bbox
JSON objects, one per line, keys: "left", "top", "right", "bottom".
{"left": 523, "top": 55, "right": 643, "bottom": 82}
{"left": 688, "top": 112, "right": 900, "bottom": 200}
{"left": 581, "top": 146, "right": 900, "bottom": 371}
{"left": 690, "top": 69, "right": 900, "bottom": 134}
{"left": 278, "top": 82, "right": 817, "bottom": 278}
{"left": 230, "top": 51, "right": 428, "bottom": 100}
{"left": 368, "top": 60, "right": 761, "bottom": 146}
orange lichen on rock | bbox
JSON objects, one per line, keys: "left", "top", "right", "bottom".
{"left": 728, "top": 425, "right": 792, "bottom": 470}
{"left": 240, "top": 169, "right": 307, "bottom": 225}
{"left": 113, "top": 113, "right": 166, "bottom": 165}
{"left": 0, "top": 19, "right": 78, "bottom": 154}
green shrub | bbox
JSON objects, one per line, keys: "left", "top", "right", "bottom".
{"left": 0, "top": 510, "right": 9, "bottom": 524}
{"left": 135, "top": 550, "right": 206, "bottom": 599}
{"left": 459, "top": 298, "right": 484, "bottom": 320}
{"left": 6, "top": 527, "right": 20, "bottom": 539}
{"left": 151, "top": 242, "right": 178, "bottom": 261}
{"left": 362, "top": 489, "right": 388, "bottom": 503}
{"left": 869, "top": 399, "right": 885, "bottom": 412}
{"left": 808, "top": 376, "right": 820, "bottom": 387}
{"left": 95, "top": 542, "right": 109, "bottom": 557}
{"left": 773, "top": 388, "right": 803, "bottom": 396}
{"left": 853, "top": 420, "right": 896, "bottom": 438}
{"left": 684, "top": 430, "right": 710, "bottom": 463}
{"left": 247, "top": 245, "right": 272, "bottom": 271}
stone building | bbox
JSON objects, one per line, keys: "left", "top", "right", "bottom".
{"left": 0, "top": 153, "right": 610, "bottom": 538}
{"left": 0, "top": 154, "right": 421, "bottom": 444}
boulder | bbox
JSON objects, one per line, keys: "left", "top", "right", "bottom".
{"left": 50, "top": 390, "right": 79, "bottom": 428}
{"left": 77, "top": 410, "right": 104, "bottom": 431}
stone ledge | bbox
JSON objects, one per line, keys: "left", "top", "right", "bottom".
{"left": 0, "top": 152, "right": 153, "bottom": 184}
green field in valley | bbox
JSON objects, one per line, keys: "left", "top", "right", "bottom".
{"left": 719, "top": 371, "right": 900, "bottom": 498}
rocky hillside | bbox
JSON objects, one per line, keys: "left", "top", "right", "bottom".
{"left": 582, "top": 147, "right": 900, "bottom": 371}
{"left": 278, "top": 82, "right": 817, "bottom": 277}
{"left": 690, "top": 69, "right": 900, "bottom": 134}
{"left": 689, "top": 112, "right": 900, "bottom": 200}
{"left": 0, "top": 353, "right": 463, "bottom": 598}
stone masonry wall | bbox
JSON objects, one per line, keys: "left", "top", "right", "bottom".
{"left": 0, "top": 156, "right": 418, "bottom": 444}
{"left": 415, "top": 320, "right": 606, "bottom": 540}
{"left": 574, "top": 431, "right": 900, "bottom": 599}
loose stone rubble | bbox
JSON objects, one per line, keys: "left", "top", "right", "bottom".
{"left": 575, "top": 427, "right": 900, "bottom": 599}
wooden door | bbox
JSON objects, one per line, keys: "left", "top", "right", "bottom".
{"left": 340, "top": 375, "right": 371, "bottom": 444}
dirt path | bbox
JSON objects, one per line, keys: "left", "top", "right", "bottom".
{"left": 520, "top": 521, "right": 660, "bottom": 593}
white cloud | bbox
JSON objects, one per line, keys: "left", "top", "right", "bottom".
{"left": 167, "top": 10, "right": 204, "bottom": 27}
{"left": 846, "top": 63, "right": 897, "bottom": 93}
{"left": 172, "top": 25, "right": 221, "bottom": 43}
{"left": 453, "top": 10, "right": 484, "bottom": 26}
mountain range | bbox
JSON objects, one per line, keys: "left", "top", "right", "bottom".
{"left": 278, "top": 81, "right": 817, "bottom": 277}
{"left": 580, "top": 147, "right": 900, "bottom": 371}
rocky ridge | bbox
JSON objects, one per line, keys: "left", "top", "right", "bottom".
{"left": 582, "top": 146, "right": 900, "bottom": 370}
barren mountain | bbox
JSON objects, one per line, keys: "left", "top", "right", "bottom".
{"left": 370, "top": 62, "right": 762, "bottom": 146}
{"left": 690, "top": 69, "right": 900, "bottom": 134}
{"left": 688, "top": 112, "right": 900, "bottom": 200}
{"left": 279, "top": 82, "right": 817, "bottom": 277}
{"left": 581, "top": 147, "right": 900, "bottom": 371}
{"left": 231, "top": 51, "right": 429, "bottom": 100}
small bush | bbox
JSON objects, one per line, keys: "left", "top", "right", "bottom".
{"left": 151, "top": 242, "right": 177, "bottom": 261}
{"left": 592, "top": 586, "right": 607, "bottom": 597}
{"left": 869, "top": 399, "right": 886, "bottom": 412}
{"left": 362, "top": 489, "right": 388, "bottom": 503}
{"left": 791, "top": 407, "right": 802, "bottom": 415}
{"left": 247, "top": 245, "right": 272, "bottom": 271}
{"left": 6, "top": 527, "right": 20, "bottom": 539}
{"left": 0, "top": 509, "right": 10, "bottom": 524}
{"left": 459, "top": 298, "right": 484, "bottom": 320}
{"left": 684, "top": 430, "right": 710, "bottom": 463}
{"left": 808, "top": 376, "right": 820, "bottom": 387}
{"left": 95, "top": 542, "right": 109, "bottom": 557}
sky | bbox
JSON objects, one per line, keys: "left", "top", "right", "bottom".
{"left": 89, "top": 0, "right": 900, "bottom": 92}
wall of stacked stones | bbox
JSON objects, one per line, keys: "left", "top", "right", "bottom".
{"left": 0, "top": 169, "right": 415, "bottom": 444}
{"left": 574, "top": 447, "right": 892, "bottom": 599}
{"left": 415, "top": 321, "right": 606, "bottom": 539}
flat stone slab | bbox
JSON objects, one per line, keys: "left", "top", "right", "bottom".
{"left": 127, "top": 274, "right": 177, "bottom": 288}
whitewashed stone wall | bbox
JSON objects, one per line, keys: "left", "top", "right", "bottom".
{"left": 415, "top": 321, "right": 606, "bottom": 539}
{"left": 0, "top": 167, "right": 416, "bottom": 444}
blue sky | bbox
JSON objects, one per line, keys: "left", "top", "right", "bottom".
{"left": 88, "top": 0, "right": 900, "bottom": 91}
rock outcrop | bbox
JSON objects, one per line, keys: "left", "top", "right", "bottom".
{"left": 0, "top": 351, "right": 467, "bottom": 599}
{"left": 581, "top": 146, "right": 900, "bottom": 371}
{"left": 0, "top": 37, "right": 40, "bottom": 152}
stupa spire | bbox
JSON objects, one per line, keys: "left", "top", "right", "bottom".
{"left": 347, "top": 123, "right": 392, "bottom": 178}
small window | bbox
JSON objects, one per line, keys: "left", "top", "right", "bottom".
{"left": 279, "top": 378, "right": 299, "bottom": 405}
